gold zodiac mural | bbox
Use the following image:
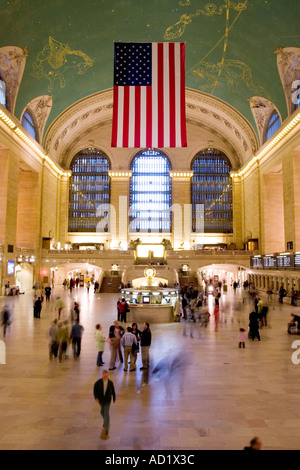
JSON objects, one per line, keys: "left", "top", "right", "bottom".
{"left": 165, "top": 1, "right": 270, "bottom": 99}
{"left": 32, "top": 37, "right": 94, "bottom": 93}
{"left": 164, "top": 1, "right": 247, "bottom": 40}
{"left": 193, "top": 59, "right": 270, "bottom": 98}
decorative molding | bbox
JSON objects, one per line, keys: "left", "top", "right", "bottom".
{"left": 275, "top": 47, "right": 300, "bottom": 115}
{"left": 186, "top": 117, "right": 242, "bottom": 169}
{"left": 44, "top": 89, "right": 113, "bottom": 155}
{"left": 185, "top": 88, "right": 258, "bottom": 160}
{"left": 44, "top": 87, "right": 258, "bottom": 171}
{"left": 0, "top": 46, "right": 28, "bottom": 114}
{"left": 249, "top": 96, "right": 281, "bottom": 146}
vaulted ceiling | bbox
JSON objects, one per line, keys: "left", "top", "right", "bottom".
{"left": 1, "top": 0, "right": 300, "bottom": 141}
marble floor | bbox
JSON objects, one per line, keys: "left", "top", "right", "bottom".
{"left": 0, "top": 285, "right": 300, "bottom": 450}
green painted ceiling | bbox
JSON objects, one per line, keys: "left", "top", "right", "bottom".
{"left": 1, "top": 0, "right": 300, "bottom": 139}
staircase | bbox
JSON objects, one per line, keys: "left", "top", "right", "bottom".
{"left": 100, "top": 276, "right": 122, "bottom": 293}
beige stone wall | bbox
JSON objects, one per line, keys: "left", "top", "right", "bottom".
{"left": 110, "top": 175, "right": 130, "bottom": 244}
{"left": 232, "top": 177, "right": 243, "bottom": 249}
{"left": 40, "top": 164, "right": 60, "bottom": 241}
{"left": 293, "top": 152, "right": 300, "bottom": 250}
{"left": 0, "top": 149, "right": 9, "bottom": 245}
{"left": 16, "top": 170, "right": 39, "bottom": 249}
{"left": 58, "top": 175, "right": 70, "bottom": 246}
{"left": 242, "top": 167, "right": 261, "bottom": 246}
{"left": 0, "top": 147, "right": 20, "bottom": 287}
{"left": 282, "top": 155, "right": 296, "bottom": 250}
{"left": 171, "top": 176, "right": 192, "bottom": 248}
{"left": 262, "top": 172, "right": 284, "bottom": 253}
{"left": 3, "top": 149, "right": 20, "bottom": 248}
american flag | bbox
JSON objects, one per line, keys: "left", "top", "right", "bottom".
{"left": 111, "top": 42, "right": 187, "bottom": 148}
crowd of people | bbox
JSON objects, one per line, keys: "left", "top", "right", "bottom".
{"left": 2, "top": 274, "right": 299, "bottom": 447}
{"left": 48, "top": 303, "right": 84, "bottom": 363}
{"left": 175, "top": 277, "right": 276, "bottom": 346}
{"left": 102, "top": 320, "right": 152, "bottom": 373}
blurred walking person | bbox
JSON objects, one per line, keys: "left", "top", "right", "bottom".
{"left": 1, "top": 305, "right": 11, "bottom": 338}
{"left": 45, "top": 285, "right": 52, "bottom": 301}
{"left": 33, "top": 297, "right": 42, "bottom": 318}
{"left": 48, "top": 319, "right": 59, "bottom": 360}
{"left": 93, "top": 370, "right": 116, "bottom": 440}
{"left": 214, "top": 305, "right": 220, "bottom": 331}
{"left": 54, "top": 296, "right": 64, "bottom": 319}
{"left": 56, "top": 320, "right": 70, "bottom": 362}
{"left": 249, "top": 311, "right": 261, "bottom": 341}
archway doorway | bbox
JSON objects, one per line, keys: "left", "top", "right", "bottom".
{"left": 198, "top": 264, "right": 250, "bottom": 289}
{"left": 51, "top": 263, "right": 103, "bottom": 288}
{"left": 15, "top": 263, "right": 33, "bottom": 292}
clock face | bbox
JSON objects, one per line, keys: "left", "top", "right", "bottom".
{"left": 145, "top": 267, "right": 155, "bottom": 278}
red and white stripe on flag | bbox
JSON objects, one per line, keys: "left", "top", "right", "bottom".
{"left": 111, "top": 42, "right": 187, "bottom": 148}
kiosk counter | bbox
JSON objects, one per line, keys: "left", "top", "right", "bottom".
{"left": 121, "top": 288, "right": 179, "bottom": 323}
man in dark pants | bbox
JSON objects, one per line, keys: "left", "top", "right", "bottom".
{"left": 140, "top": 322, "right": 152, "bottom": 370}
{"left": 93, "top": 370, "right": 116, "bottom": 439}
{"left": 70, "top": 319, "right": 84, "bottom": 358}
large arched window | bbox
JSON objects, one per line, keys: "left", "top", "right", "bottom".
{"left": 192, "top": 149, "right": 233, "bottom": 233}
{"left": 265, "top": 111, "right": 281, "bottom": 142}
{"left": 129, "top": 149, "right": 172, "bottom": 233}
{"left": 0, "top": 80, "right": 6, "bottom": 107}
{"left": 292, "top": 78, "right": 300, "bottom": 112}
{"left": 21, "top": 110, "right": 39, "bottom": 141}
{"left": 0, "top": 69, "right": 11, "bottom": 111}
{"left": 68, "top": 148, "right": 110, "bottom": 232}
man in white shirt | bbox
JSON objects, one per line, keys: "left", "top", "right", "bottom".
{"left": 121, "top": 327, "right": 137, "bottom": 371}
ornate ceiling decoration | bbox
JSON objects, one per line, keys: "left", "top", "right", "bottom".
{"left": 0, "top": 46, "right": 27, "bottom": 114}
{"left": 249, "top": 96, "right": 281, "bottom": 146}
{"left": 44, "top": 87, "right": 258, "bottom": 171}
{"left": 2, "top": 1, "right": 299, "bottom": 137}
{"left": 276, "top": 47, "right": 300, "bottom": 116}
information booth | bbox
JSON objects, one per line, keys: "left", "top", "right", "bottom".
{"left": 120, "top": 287, "right": 179, "bottom": 323}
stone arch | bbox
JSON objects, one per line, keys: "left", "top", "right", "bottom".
{"left": 44, "top": 88, "right": 259, "bottom": 172}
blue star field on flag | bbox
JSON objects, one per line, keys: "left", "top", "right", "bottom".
{"left": 114, "top": 43, "right": 152, "bottom": 86}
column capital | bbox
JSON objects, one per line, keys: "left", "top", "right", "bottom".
{"left": 230, "top": 172, "right": 242, "bottom": 181}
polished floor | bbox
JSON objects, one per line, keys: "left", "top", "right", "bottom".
{"left": 0, "top": 285, "right": 300, "bottom": 450}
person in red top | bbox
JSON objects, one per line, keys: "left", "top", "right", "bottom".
{"left": 118, "top": 298, "right": 129, "bottom": 323}
{"left": 214, "top": 305, "right": 220, "bottom": 331}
